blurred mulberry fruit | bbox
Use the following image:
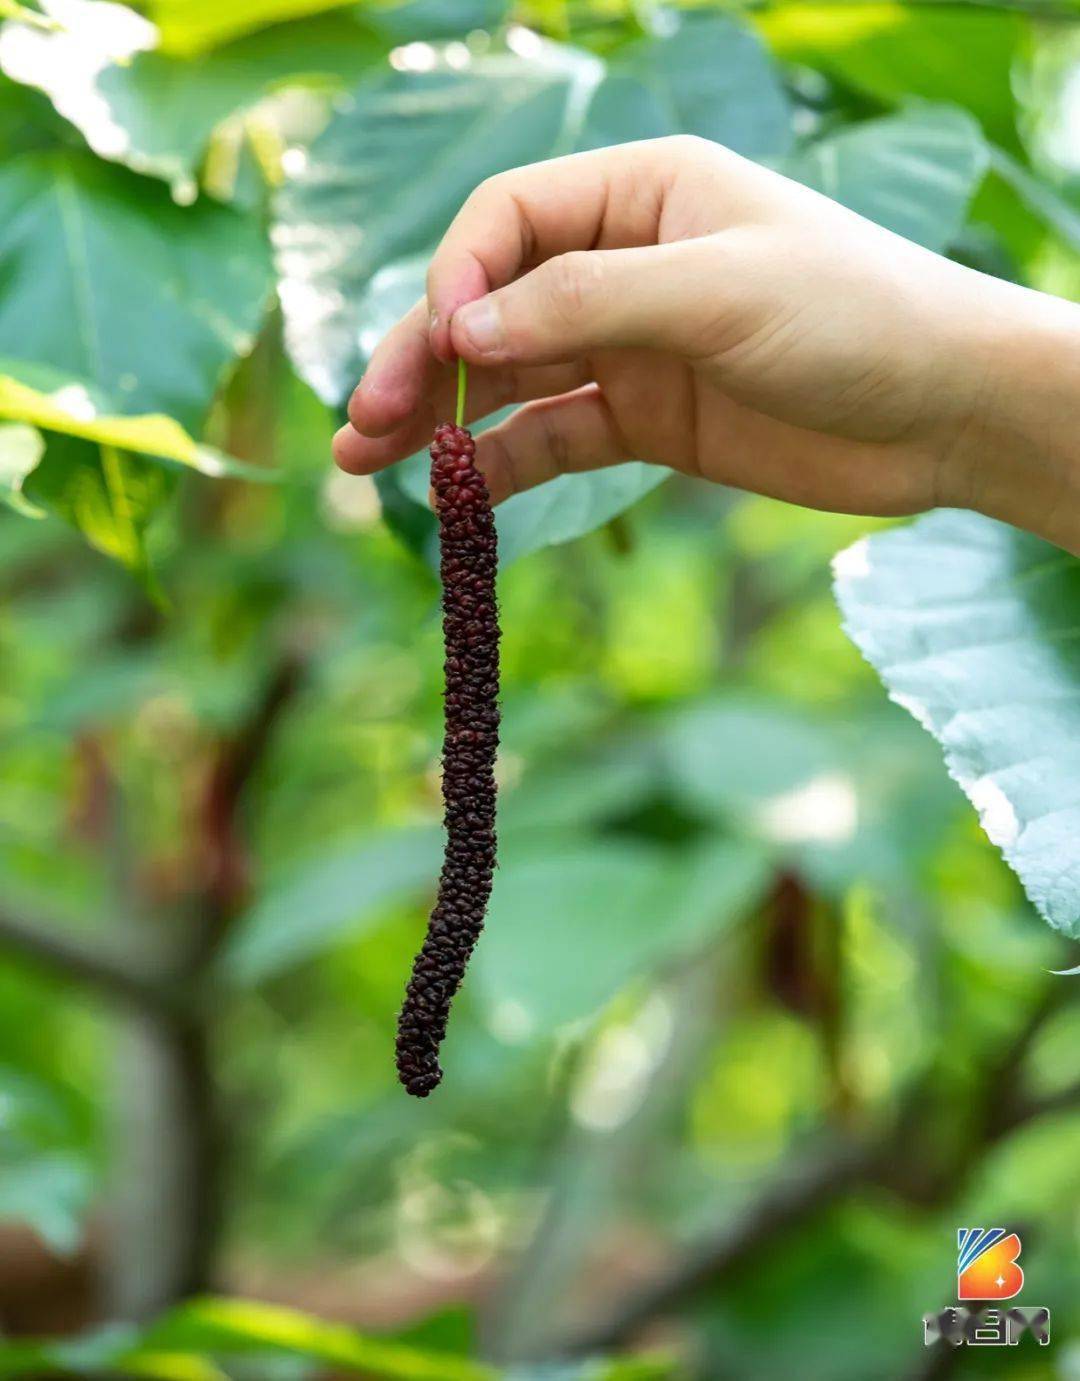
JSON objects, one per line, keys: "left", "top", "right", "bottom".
{"left": 396, "top": 423, "right": 499, "bottom": 1097}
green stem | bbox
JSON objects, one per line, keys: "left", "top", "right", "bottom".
{"left": 456, "top": 358, "right": 467, "bottom": 428}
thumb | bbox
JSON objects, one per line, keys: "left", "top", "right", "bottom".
{"left": 449, "top": 238, "right": 720, "bottom": 367}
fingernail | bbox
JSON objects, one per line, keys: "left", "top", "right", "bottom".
{"left": 456, "top": 298, "right": 503, "bottom": 355}
{"left": 429, "top": 308, "right": 439, "bottom": 334}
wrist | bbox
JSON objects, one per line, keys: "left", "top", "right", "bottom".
{"left": 943, "top": 278, "right": 1080, "bottom": 553}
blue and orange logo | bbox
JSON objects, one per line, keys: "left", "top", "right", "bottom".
{"left": 957, "top": 1228, "right": 1024, "bottom": 1300}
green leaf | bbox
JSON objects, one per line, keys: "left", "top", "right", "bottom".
{"left": 0, "top": 71, "right": 72, "bottom": 159}
{"left": 115, "top": 1354, "right": 229, "bottom": 1381}
{"left": 0, "top": 150, "right": 271, "bottom": 430}
{"left": 0, "top": 362, "right": 260, "bottom": 479}
{"left": 755, "top": 1, "right": 1024, "bottom": 150}
{"left": 834, "top": 510, "right": 1080, "bottom": 938}
{"left": 0, "top": 1150, "right": 91, "bottom": 1255}
{"left": 988, "top": 145, "right": 1080, "bottom": 255}
{"left": 0, "top": 1, "right": 59, "bottom": 28}
{"left": 661, "top": 695, "right": 962, "bottom": 894}
{"left": 24, "top": 435, "right": 174, "bottom": 581}
{"left": 396, "top": 442, "right": 669, "bottom": 567}
{"left": 0, "top": 421, "right": 45, "bottom": 516}
{"left": 222, "top": 826, "right": 442, "bottom": 984}
{"left": 662, "top": 698, "right": 839, "bottom": 823}
{"left": 225, "top": 744, "right": 666, "bottom": 985}
{"left": 579, "top": 11, "right": 791, "bottom": 158}
{"left": 587, "top": 1360, "right": 677, "bottom": 1381}
{"left": 92, "top": 14, "right": 386, "bottom": 192}
{"left": 0, "top": 1325, "right": 141, "bottom": 1379}
{"left": 786, "top": 104, "right": 989, "bottom": 252}
{"left": 494, "top": 464, "right": 667, "bottom": 566}
{"left": 498, "top": 749, "right": 657, "bottom": 835}
{"left": 274, "top": 44, "right": 600, "bottom": 404}
{"left": 140, "top": 1297, "right": 498, "bottom": 1381}
{"left": 369, "top": 0, "right": 509, "bottom": 42}
{"left": 476, "top": 838, "right": 770, "bottom": 1033}
{"left": 144, "top": 0, "right": 363, "bottom": 57}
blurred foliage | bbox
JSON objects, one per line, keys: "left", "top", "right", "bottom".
{"left": 0, "top": 1, "right": 1078, "bottom": 1379}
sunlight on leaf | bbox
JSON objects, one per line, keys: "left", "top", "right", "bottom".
{"left": 116, "top": 1352, "right": 230, "bottom": 1381}
{"left": 0, "top": 368, "right": 260, "bottom": 479}
{"left": 142, "top": 1297, "right": 499, "bottom": 1381}
{"left": 756, "top": 1, "right": 1022, "bottom": 149}
{"left": 0, "top": 0, "right": 60, "bottom": 28}
{"left": 0, "top": 421, "right": 45, "bottom": 516}
{"left": 836, "top": 510, "right": 1080, "bottom": 938}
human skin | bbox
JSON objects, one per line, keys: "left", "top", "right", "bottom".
{"left": 332, "top": 135, "right": 1080, "bottom": 554}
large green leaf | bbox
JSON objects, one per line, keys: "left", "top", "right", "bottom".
{"left": 786, "top": 104, "right": 989, "bottom": 252}
{"left": 660, "top": 695, "right": 964, "bottom": 893}
{"left": 756, "top": 2, "right": 1024, "bottom": 149}
{"left": 0, "top": 68, "right": 72, "bottom": 159}
{"left": 222, "top": 825, "right": 442, "bottom": 984}
{"left": 273, "top": 44, "right": 600, "bottom": 404}
{"left": 475, "top": 838, "right": 770, "bottom": 1033}
{"left": 579, "top": 11, "right": 791, "bottom": 157}
{"left": 834, "top": 509, "right": 1080, "bottom": 938}
{"left": 0, "top": 150, "right": 271, "bottom": 429}
{"left": 91, "top": 14, "right": 386, "bottom": 192}
{"left": 225, "top": 743, "right": 660, "bottom": 984}
{"left": 496, "top": 463, "right": 668, "bottom": 566}
{"left": 369, "top": 0, "right": 509, "bottom": 42}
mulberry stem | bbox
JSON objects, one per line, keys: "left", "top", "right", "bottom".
{"left": 396, "top": 373, "right": 500, "bottom": 1097}
{"left": 456, "top": 356, "right": 467, "bottom": 428}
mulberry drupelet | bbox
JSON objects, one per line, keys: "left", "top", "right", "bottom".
{"left": 396, "top": 422, "right": 500, "bottom": 1097}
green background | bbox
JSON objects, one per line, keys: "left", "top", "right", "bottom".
{"left": 0, "top": 1, "right": 1078, "bottom": 1377}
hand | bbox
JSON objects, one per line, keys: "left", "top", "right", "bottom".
{"left": 333, "top": 135, "right": 1080, "bottom": 548}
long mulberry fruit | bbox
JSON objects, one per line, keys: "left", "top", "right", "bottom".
{"left": 396, "top": 411, "right": 500, "bottom": 1097}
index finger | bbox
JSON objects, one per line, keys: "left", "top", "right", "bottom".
{"left": 426, "top": 141, "right": 672, "bottom": 362}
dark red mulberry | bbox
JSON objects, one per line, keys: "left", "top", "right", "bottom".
{"left": 396, "top": 422, "right": 499, "bottom": 1097}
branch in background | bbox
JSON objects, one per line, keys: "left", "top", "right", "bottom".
{"left": 556, "top": 1140, "right": 875, "bottom": 1357}
{"left": 191, "top": 651, "right": 306, "bottom": 963}
{"left": 0, "top": 904, "right": 169, "bottom": 1013}
{"left": 559, "top": 981, "right": 1080, "bottom": 1358}
{"left": 1000, "top": 1076, "right": 1080, "bottom": 1132}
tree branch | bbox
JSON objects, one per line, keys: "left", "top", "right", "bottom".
{"left": 190, "top": 652, "right": 306, "bottom": 964}
{"left": 0, "top": 905, "right": 170, "bottom": 1012}
{"left": 555, "top": 1139, "right": 875, "bottom": 1356}
{"left": 558, "top": 982, "right": 1080, "bottom": 1357}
